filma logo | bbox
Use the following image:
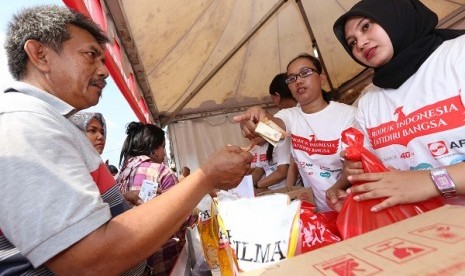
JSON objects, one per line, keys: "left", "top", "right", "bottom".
{"left": 233, "top": 240, "right": 285, "bottom": 263}
{"left": 222, "top": 229, "right": 286, "bottom": 263}
{"left": 428, "top": 141, "right": 449, "bottom": 157}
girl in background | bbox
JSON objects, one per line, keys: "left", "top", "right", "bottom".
{"left": 235, "top": 54, "right": 357, "bottom": 211}
{"left": 117, "top": 121, "right": 196, "bottom": 275}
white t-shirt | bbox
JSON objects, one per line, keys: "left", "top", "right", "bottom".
{"left": 356, "top": 35, "right": 465, "bottom": 204}
{"left": 250, "top": 143, "right": 269, "bottom": 169}
{"left": 250, "top": 138, "right": 291, "bottom": 190}
{"left": 275, "top": 101, "right": 357, "bottom": 211}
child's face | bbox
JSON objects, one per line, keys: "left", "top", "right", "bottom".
{"left": 344, "top": 16, "right": 393, "bottom": 68}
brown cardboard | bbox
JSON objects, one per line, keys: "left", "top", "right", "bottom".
{"left": 257, "top": 186, "right": 315, "bottom": 204}
{"left": 243, "top": 205, "right": 465, "bottom": 275}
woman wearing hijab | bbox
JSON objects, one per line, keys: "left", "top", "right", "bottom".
{"left": 333, "top": 0, "right": 465, "bottom": 212}
{"left": 70, "top": 111, "right": 106, "bottom": 154}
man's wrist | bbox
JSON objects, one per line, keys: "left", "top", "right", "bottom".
{"left": 195, "top": 168, "right": 216, "bottom": 193}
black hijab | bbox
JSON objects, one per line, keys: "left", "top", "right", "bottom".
{"left": 333, "top": 0, "right": 465, "bottom": 89}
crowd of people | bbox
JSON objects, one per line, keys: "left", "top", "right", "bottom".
{"left": 0, "top": 5, "right": 252, "bottom": 275}
{"left": 1, "top": 0, "right": 465, "bottom": 275}
{"left": 237, "top": 0, "right": 465, "bottom": 212}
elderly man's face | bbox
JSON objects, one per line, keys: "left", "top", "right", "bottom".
{"left": 45, "top": 25, "right": 109, "bottom": 110}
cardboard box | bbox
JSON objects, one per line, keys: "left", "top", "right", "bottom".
{"left": 257, "top": 186, "right": 315, "bottom": 204}
{"left": 243, "top": 205, "right": 465, "bottom": 275}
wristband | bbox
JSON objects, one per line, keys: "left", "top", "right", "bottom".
{"left": 430, "top": 167, "right": 456, "bottom": 198}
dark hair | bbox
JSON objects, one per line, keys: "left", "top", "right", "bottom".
{"left": 119, "top": 122, "right": 165, "bottom": 166}
{"left": 4, "top": 5, "right": 109, "bottom": 80}
{"left": 286, "top": 53, "right": 331, "bottom": 103}
{"left": 269, "top": 73, "right": 293, "bottom": 99}
{"left": 266, "top": 144, "right": 274, "bottom": 163}
{"left": 287, "top": 53, "right": 322, "bottom": 74}
{"left": 181, "top": 166, "right": 191, "bottom": 177}
{"left": 108, "top": 165, "right": 118, "bottom": 175}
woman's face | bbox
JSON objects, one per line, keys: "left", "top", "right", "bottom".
{"left": 150, "top": 140, "right": 166, "bottom": 163}
{"left": 344, "top": 16, "right": 394, "bottom": 68}
{"left": 286, "top": 57, "right": 325, "bottom": 107}
{"left": 86, "top": 118, "right": 105, "bottom": 154}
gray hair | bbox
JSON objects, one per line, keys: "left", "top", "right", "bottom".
{"left": 4, "top": 5, "right": 109, "bottom": 80}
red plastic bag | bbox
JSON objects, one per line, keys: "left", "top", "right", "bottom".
{"left": 336, "top": 127, "right": 444, "bottom": 240}
{"left": 299, "top": 201, "right": 341, "bottom": 253}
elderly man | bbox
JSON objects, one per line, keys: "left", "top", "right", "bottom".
{"left": 0, "top": 5, "right": 252, "bottom": 275}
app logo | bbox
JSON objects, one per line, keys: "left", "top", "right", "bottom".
{"left": 410, "top": 163, "right": 433, "bottom": 171}
{"left": 428, "top": 141, "right": 449, "bottom": 157}
{"left": 450, "top": 156, "right": 465, "bottom": 164}
{"left": 320, "top": 172, "right": 331, "bottom": 178}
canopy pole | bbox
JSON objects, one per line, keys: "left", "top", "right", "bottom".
{"left": 162, "top": 0, "right": 288, "bottom": 126}
{"left": 295, "top": 0, "right": 336, "bottom": 95}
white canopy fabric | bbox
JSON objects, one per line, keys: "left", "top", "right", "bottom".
{"left": 64, "top": 0, "right": 465, "bottom": 169}
{"left": 88, "top": 0, "right": 465, "bottom": 125}
{"left": 168, "top": 112, "right": 250, "bottom": 172}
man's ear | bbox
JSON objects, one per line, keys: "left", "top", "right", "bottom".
{"left": 23, "top": 39, "right": 51, "bottom": 73}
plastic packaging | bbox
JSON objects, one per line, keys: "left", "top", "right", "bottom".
{"left": 197, "top": 196, "right": 219, "bottom": 269}
{"left": 299, "top": 201, "right": 341, "bottom": 253}
{"left": 336, "top": 127, "right": 444, "bottom": 239}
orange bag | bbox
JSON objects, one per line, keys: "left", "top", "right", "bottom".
{"left": 336, "top": 127, "right": 444, "bottom": 240}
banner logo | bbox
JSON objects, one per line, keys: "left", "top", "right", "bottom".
{"left": 367, "top": 92, "right": 465, "bottom": 149}
{"left": 428, "top": 141, "right": 449, "bottom": 157}
{"left": 291, "top": 134, "right": 339, "bottom": 156}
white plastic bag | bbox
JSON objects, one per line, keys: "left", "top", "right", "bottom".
{"left": 216, "top": 193, "right": 300, "bottom": 272}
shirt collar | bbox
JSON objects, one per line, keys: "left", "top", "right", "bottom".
{"left": 4, "top": 81, "right": 77, "bottom": 118}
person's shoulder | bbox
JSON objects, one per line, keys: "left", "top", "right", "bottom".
{"left": 0, "top": 91, "right": 41, "bottom": 110}
{"left": 448, "top": 33, "right": 465, "bottom": 44}
{"left": 275, "top": 106, "right": 299, "bottom": 117}
{"left": 146, "top": 161, "right": 175, "bottom": 175}
{"left": 433, "top": 34, "right": 465, "bottom": 58}
{"left": 354, "top": 86, "right": 385, "bottom": 112}
{"left": 330, "top": 101, "right": 357, "bottom": 112}
{"left": 1, "top": 87, "right": 69, "bottom": 118}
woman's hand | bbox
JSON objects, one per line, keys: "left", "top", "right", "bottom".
{"left": 233, "top": 106, "right": 268, "bottom": 139}
{"left": 326, "top": 170, "right": 351, "bottom": 212}
{"left": 347, "top": 170, "right": 440, "bottom": 212}
{"left": 340, "top": 150, "right": 364, "bottom": 176}
{"left": 326, "top": 185, "right": 348, "bottom": 212}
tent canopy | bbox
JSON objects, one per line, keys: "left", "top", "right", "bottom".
{"left": 63, "top": 0, "right": 465, "bottom": 170}
{"left": 65, "top": 0, "right": 465, "bottom": 126}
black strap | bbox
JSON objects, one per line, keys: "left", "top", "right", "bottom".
{"left": 4, "top": 88, "right": 18, "bottom": 93}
